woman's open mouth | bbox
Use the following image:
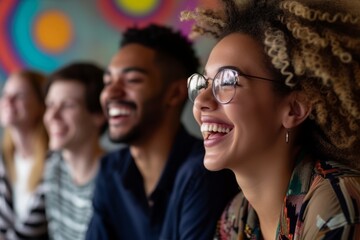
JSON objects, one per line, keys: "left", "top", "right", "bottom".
{"left": 200, "top": 123, "right": 233, "bottom": 140}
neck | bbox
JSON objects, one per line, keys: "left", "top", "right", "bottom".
{"left": 233, "top": 147, "right": 298, "bottom": 240}
{"left": 10, "top": 127, "right": 35, "bottom": 158}
{"left": 62, "top": 137, "right": 103, "bottom": 186}
{"left": 130, "top": 120, "right": 180, "bottom": 196}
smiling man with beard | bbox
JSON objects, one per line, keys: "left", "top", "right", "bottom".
{"left": 86, "top": 24, "right": 239, "bottom": 240}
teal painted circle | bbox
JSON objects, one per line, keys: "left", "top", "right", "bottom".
{"left": 11, "top": 1, "right": 58, "bottom": 71}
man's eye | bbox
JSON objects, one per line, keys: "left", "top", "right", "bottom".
{"left": 126, "top": 78, "right": 142, "bottom": 84}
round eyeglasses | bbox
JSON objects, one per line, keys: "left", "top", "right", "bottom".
{"left": 187, "top": 67, "right": 279, "bottom": 104}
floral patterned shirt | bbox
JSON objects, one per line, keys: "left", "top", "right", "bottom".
{"left": 214, "top": 155, "right": 360, "bottom": 240}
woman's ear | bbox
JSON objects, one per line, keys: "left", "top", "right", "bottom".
{"left": 165, "top": 79, "right": 188, "bottom": 107}
{"left": 282, "top": 91, "right": 312, "bottom": 129}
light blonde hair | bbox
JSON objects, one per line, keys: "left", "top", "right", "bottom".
{"left": 1, "top": 70, "right": 48, "bottom": 191}
{"left": 181, "top": 0, "right": 360, "bottom": 168}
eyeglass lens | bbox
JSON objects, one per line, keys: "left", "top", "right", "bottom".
{"left": 187, "top": 69, "right": 237, "bottom": 104}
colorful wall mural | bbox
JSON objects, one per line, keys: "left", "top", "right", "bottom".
{"left": 0, "top": 0, "right": 217, "bottom": 138}
{"left": 0, "top": 0, "right": 215, "bottom": 82}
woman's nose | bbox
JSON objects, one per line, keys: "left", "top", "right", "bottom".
{"left": 193, "top": 86, "right": 218, "bottom": 112}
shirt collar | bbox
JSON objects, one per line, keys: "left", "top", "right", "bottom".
{"left": 149, "top": 125, "right": 197, "bottom": 201}
{"left": 243, "top": 149, "right": 315, "bottom": 240}
{"left": 121, "top": 125, "right": 198, "bottom": 203}
{"left": 278, "top": 149, "right": 314, "bottom": 239}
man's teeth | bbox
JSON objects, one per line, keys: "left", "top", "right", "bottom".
{"left": 201, "top": 123, "right": 231, "bottom": 133}
{"left": 108, "top": 107, "right": 131, "bottom": 117}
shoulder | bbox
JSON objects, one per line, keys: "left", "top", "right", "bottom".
{"left": 172, "top": 136, "right": 207, "bottom": 187}
{"left": 173, "top": 136, "right": 238, "bottom": 197}
{"left": 301, "top": 160, "right": 360, "bottom": 235}
{"left": 163, "top": 134, "right": 206, "bottom": 198}
{"left": 179, "top": 138, "right": 204, "bottom": 169}
{"left": 215, "top": 192, "right": 248, "bottom": 239}
{"left": 311, "top": 160, "right": 360, "bottom": 209}
{"left": 223, "top": 192, "right": 247, "bottom": 217}
{"left": 45, "top": 151, "right": 62, "bottom": 168}
{"left": 97, "top": 147, "right": 130, "bottom": 176}
{"left": 0, "top": 154, "right": 6, "bottom": 177}
{"left": 44, "top": 151, "right": 63, "bottom": 179}
{"left": 100, "top": 147, "right": 129, "bottom": 166}
{"left": 0, "top": 153, "right": 11, "bottom": 198}
{"left": 176, "top": 136, "right": 235, "bottom": 182}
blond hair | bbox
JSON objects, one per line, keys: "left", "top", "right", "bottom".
{"left": 181, "top": 0, "right": 360, "bottom": 168}
{"left": 1, "top": 70, "right": 48, "bottom": 191}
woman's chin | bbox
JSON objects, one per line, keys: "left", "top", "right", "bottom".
{"left": 203, "top": 154, "right": 227, "bottom": 171}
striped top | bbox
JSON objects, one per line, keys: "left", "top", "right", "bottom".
{"left": 44, "top": 152, "right": 96, "bottom": 240}
{"left": 0, "top": 154, "right": 48, "bottom": 240}
{"left": 215, "top": 155, "right": 360, "bottom": 240}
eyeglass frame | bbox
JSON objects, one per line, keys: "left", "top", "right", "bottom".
{"left": 187, "top": 66, "right": 281, "bottom": 104}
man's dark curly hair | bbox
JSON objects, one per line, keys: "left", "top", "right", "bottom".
{"left": 120, "top": 24, "right": 200, "bottom": 83}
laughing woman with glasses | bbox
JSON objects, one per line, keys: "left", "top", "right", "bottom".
{"left": 182, "top": 0, "right": 360, "bottom": 239}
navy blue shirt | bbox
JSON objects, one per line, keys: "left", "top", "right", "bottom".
{"left": 86, "top": 126, "right": 238, "bottom": 240}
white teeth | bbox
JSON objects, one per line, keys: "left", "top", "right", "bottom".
{"left": 201, "top": 123, "right": 231, "bottom": 134}
{"left": 108, "top": 107, "right": 131, "bottom": 117}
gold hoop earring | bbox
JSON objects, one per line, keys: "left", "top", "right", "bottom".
{"left": 285, "top": 130, "right": 290, "bottom": 143}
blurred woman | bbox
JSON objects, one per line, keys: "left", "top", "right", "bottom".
{"left": 0, "top": 70, "right": 48, "bottom": 239}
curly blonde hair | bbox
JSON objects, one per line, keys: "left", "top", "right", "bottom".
{"left": 181, "top": 0, "right": 360, "bottom": 167}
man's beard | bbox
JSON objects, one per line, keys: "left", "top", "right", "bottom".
{"left": 108, "top": 126, "right": 142, "bottom": 144}
{"left": 107, "top": 94, "right": 165, "bottom": 145}
{"left": 108, "top": 112, "right": 161, "bottom": 145}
